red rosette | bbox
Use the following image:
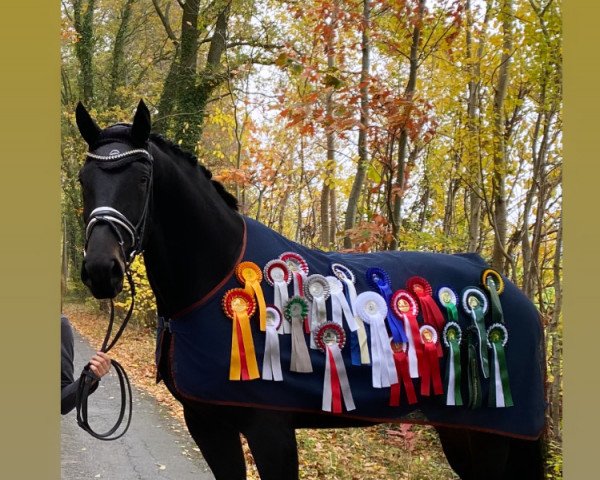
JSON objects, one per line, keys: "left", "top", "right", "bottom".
{"left": 223, "top": 288, "right": 256, "bottom": 320}
{"left": 279, "top": 252, "right": 309, "bottom": 275}
{"left": 263, "top": 259, "right": 291, "bottom": 286}
{"left": 315, "top": 322, "right": 346, "bottom": 352}
{"left": 406, "top": 276, "right": 433, "bottom": 297}
{"left": 390, "top": 289, "right": 419, "bottom": 318}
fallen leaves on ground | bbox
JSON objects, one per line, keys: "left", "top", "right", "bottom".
{"left": 64, "top": 302, "right": 457, "bottom": 480}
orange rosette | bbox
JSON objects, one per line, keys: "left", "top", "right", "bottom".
{"left": 223, "top": 288, "right": 260, "bottom": 381}
{"left": 236, "top": 261, "right": 267, "bottom": 332}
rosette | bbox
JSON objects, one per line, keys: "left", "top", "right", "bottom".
{"left": 222, "top": 288, "right": 260, "bottom": 381}
{"left": 390, "top": 289, "right": 423, "bottom": 379}
{"left": 481, "top": 268, "right": 505, "bottom": 326}
{"left": 461, "top": 286, "right": 490, "bottom": 379}
{"left": 315, "top": 322, "right": 355, "bottom": 413}
{"left": 304, "top": 274, "right": 331, "bottom": 349}
{"left": 407, "top": 276, "right": 445, "bottom": 357}
{"left": 438, "top": 287, "right": 459, "bottom": 324}
{"left": 264, "top": 259, "right": 292, "bottom": 334}
{"left": 418, "top": 325, "right": 444, "bottom": 397}
{"left": 442, "top": 322, "right": 463, "bottom": 406}
{"left": 366, "top": 267, "right": 408, "bottom": 344}
{"left": 355, "top": 291, "right": 398, "bottom": 388}
{"left": 236, "top": 261, "right": 267, "bottom": 331}
{"left": 389, "top": 341, "right": 417, "bottom": 406}
{"left": 487, "top": 323, "right": 513, "bottom": 408}
{"left": 331, "top": 263, "right": 369, "bottom": 365}
{"left": 261, "top": 306, "right": 283, "bottom": 381}
{"left": 280, "top": 252, "right": 309, "bottom": 298}
{"left": 283, "top": 296, "right": 313, "bottom": 373}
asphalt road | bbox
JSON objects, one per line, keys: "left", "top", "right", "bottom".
{"left": 61, "top": 328, "right": 215, "bottom": 480}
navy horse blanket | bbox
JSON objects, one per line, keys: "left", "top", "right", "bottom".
{"left": 156, "top": 216, "right": 545, "bottom": 439}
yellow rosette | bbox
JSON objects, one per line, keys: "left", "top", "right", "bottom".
{"left": 236, "top": 261, "right": 267, "bottom": 331}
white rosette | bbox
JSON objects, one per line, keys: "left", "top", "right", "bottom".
{"left": 262, "top": 306, "right": 283, "bottom": 381}
{"left": 355, "top": 291, "right": 398, "bottom": 388}
{"left": 264, "top": 259, "right": 292, "bottom": 334}
{"left": 331, "top": 263, "right": 370, "bottom": 364}
{"left": 304, "top": 274, "right": 331, "bottom": 349}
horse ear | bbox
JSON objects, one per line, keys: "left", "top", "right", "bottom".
{"left": 131, "top": 99, "right": 151, "bottom": 145}
{"left": 75, "top": 102, "right": 101, "bottom": 146}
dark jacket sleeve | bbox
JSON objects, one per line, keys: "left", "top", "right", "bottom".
{"left": 61, "top": 316, "right": 98, "bottom": 415}
{"left": 61, "top": 316, "right": 78, "bottom": 414}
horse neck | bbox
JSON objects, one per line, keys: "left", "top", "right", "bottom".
{"left": 143, "top": 149, "right": 244, "bottom": 317}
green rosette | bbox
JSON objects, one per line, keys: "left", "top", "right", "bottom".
{"left": 284, "top": 296, "right": 309, "bottom": 323}
{"left": 438, "top": 287, "right": 459, "bottom": 323}
{"left": 487, "top": 323, "right": 514, "bottom": 408}
{"left": 442, "top": 322, "right": 463, "bottom": 406}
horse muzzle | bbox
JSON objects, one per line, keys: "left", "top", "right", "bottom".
{"left": 81, "top": 224, "right": 127, "bottom": 299}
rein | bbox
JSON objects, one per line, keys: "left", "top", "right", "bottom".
{"left": 75, "top": 148, "right": 153, "bottom": 441}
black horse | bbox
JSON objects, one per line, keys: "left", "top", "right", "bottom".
{"left": 75, "top": 100, "right": 545, "bottom": 480}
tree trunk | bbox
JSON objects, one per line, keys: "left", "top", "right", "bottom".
{"left": 344, "top": 0, "right": 370, "bottom": 248}
{"left": 107, "top": 0, "right": 135, "bottom": 108}
{"left": 491, "top": 0, "right": 514, "bottom": 271}
{"left": 73, "top": 0, "right": 96, "bottom": 105}
{"left": 391, "top": 0, "right": 424, "bottom": 249}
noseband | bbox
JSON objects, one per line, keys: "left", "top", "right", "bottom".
{"left": 76, "top": 146, "right": 153, "bottom": 441}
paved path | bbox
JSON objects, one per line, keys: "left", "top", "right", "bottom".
{"left": 61, "top": 328, "right": 215, "bottom": 480}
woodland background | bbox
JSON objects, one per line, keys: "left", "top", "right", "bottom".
{"left": 60, "top": 0, "right": 562, "bottom": 476}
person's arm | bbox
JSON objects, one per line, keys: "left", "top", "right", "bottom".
{"left": 61, "top": 316, "right": 78, "bottom": 415}
{"left": 61, "top": 316, "right": 112, "bottom": 415}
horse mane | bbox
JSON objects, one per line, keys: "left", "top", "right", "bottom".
{"left": 149, "top": 132, "right": 239, "bottom": 211}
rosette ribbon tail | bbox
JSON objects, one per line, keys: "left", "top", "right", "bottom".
{"left": 322, "top": 345, "right": 355, "bottom": 413}
{"left": 403, "top": 313, "right": 422, "bottom": 379}
{"left": 274, "top": 282, "right": 290, "bottom": 334}
{"left": 420, "top": 340, "right": 443, "bottom": 396}
{"left": 230, "top": 311, "right": 260, "bottom": 381}
{"left": 352, "top": 317, "right": 370, "bottom": 366}
{"left": 262, "top": 321, "right": 283, "bottom": 381}
{"left": 489, "top": 340, "right": 513, "bottom": 408}
{"left": 487, "top": 279, "right": 504, "bottom": 325}
{"left": 371, "top": 323, "right": 398, "bottom": 388}
{"left": 445, "top": 338, "right": 463, "bottom": 406}
{"left": 290, "top": 316, "right": 313, "bottom": 373}
{"left": 467, "top": 328, "right": 482, "bottom": 409}
{"left": 390, "top": 350, "right": 417, "bottom": 406}
{"left": 247, "top": 279, "right": 267, "bottom": 332}
{"left": 471, "top": 306, "right": 489, "bottom": 378}
{"left": 309, "top": 297, "right": 327, "bottom": 349}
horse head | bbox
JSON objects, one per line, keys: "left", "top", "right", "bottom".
{"left": 76, "top": 100, "right": 153, "bottom": 299}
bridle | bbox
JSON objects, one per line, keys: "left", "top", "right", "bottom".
{"left": 75, "top": 146, "right": 153, "bottom": 441}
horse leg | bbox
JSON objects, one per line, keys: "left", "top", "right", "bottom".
{"left": 183, "top": 404, "right": 247, "bottom": 480}
{"left": 505, "top": 437, "right": 544, "bottom": 480}
{"left": 436, "top": 426, "right": 475, "bottom": 480}
{"left": 465, "top": 430, "right": 511, "bottom": 480}
{"left": 241, "top": 410, "right": 299, "bottom": 480}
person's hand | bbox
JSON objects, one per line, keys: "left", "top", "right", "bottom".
{"left": 89, "top": 351, "right": 112, "bottom": 379}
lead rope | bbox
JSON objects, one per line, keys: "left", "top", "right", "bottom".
{"left": 75, "top": 222, "right": 138, "bottom": 440}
